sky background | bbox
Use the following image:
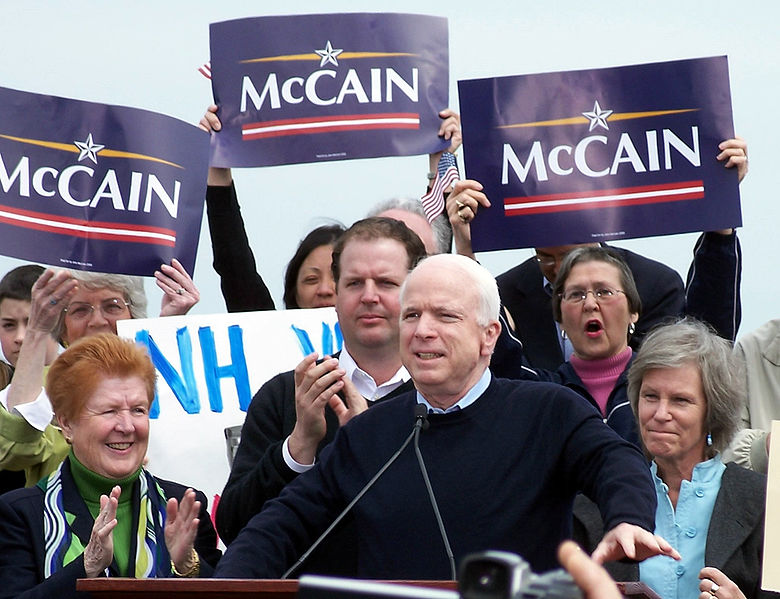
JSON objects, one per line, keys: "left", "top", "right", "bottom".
{"left": 2, "top": 0, "right": 778, "bottom": 337}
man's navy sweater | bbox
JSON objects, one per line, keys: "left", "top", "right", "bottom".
{"left": 216, "top": 376, "right": 655, "bottom": 579}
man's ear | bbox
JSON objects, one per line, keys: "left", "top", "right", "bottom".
{"left": 481, "top": 319, "right": 502, "bottom": 356}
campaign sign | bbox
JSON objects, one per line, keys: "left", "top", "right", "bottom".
{"left": 209, "top": 13, "right": 449, "bottom": 167}
{"left": 117, "top": 307, "right": 341, "bottom": 507}
{"left": 458, "top": 56, "right": 740, "bottom": 251}
{"left": 0, "top": 86, "right": 209, "bottom": 275}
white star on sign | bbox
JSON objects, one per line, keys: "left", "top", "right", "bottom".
{"left": 315, "top": 40, "right": 343, "bottom": 67}
{"left": 582, "top": 101, "right": 613, "bottom": 132}
{"left": 73, "top": 133, "right": 105, "bottom": 164}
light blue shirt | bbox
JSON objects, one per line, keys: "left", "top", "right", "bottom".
{"left": 640, "top": 454, "right": 726, "bottom": 599}
{"left": 416, "top": 369, "right": 491, "bottom": 414}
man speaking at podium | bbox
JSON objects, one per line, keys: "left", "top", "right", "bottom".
{"left": 215, "top": 254, "right": 678, "bottom": 579}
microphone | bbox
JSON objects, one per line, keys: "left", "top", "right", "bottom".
{"left": 282, "top": 405, "right": 428, "bottom": 579}
{"left": 413, "top": 407, "right": 456, "bottom": 580}
{"left": 414, "top": 402, "right": 430, "bottom": 430}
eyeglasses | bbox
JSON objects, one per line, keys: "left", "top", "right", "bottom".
{"left": 64, "top": 298, "right": 130, "bottom": 321}
{"left": 559, "top": 287, "right": 626, "bottom": 304}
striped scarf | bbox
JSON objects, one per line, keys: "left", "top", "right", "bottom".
{"left": 41, "top": 460, "right": 169, "bottom": 578}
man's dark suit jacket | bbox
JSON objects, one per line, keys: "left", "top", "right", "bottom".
{"left": 496, "top": 246, "right": 685, "bottom": 371}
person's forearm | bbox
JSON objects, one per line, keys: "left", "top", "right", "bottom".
{"left": 6, "top": 329, "right": 52, "bottom": 412}
{"left": 207, "top": 166, "right": 232, "bottom": 187}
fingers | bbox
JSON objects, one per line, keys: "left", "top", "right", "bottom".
{"left": 592, "top": 522, "right": 680, "bottom": 564}
{"left": 438, "top": 108, "right": 462, "bottom": 153}
{"left": 156, "top": 259, "right": 196, "bottom": 293}
{"left": 293, "top": 353, "right": 321, "bottom": 386}
{"left": 558, "top": 541, "right": 621, "bottom": 599}
{"left": 296, "top": 357, "right": 345, "bottom": 404}
{"left": 156, "top": 259, "right": 201, "bottom": 316}
{"left": 167, "top": 489, "right": 200, "bottom": 531}
{"left": 329, "top": 376, "right": 368, "bottom": 426}
{"left": 591, "top": 523, "right": 678, "bottom": 564}
{"left": 446, "top": 179, "right": 490, "bottom": 225}
{"left": 590, "top": 533, "right": 620, "bottom": 564}
{"left": 717, "top": 137, "right": 748, "bottom": 183}
{"left": 717, "top": 137, "right": 747, "bottom": 155}
{"left": 198, "top": 104, "right": 221, "bottom": 133}
{"left": 165, "top": 490, "right": 201, "bottom": 569}
{"left": 95, "top": 487, "right": 120, "bottom": 536}
{"left": 699, "top": 568, "right": 744, "bottom": 599}
{"left": 31, "top": 269, "right": 78, "bottom": 327}
{"left": 291, "top": 355, "right": 345, "bottom": 456}
{"left": 654, "top": 533, "right": 681, "bottom": 560}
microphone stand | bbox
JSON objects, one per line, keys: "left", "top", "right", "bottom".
{"left": 413, "top": 409, "right": 457, "bottom": 580}
{"left": 282, "top": 406, "right": 429, "bottom": 579}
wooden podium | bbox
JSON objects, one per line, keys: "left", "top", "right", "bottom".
{"left": 77, "top": 578, "right": 659, "bottom": 599}
{"left": 76, "top": 578, "right": 457, "bottom": 599}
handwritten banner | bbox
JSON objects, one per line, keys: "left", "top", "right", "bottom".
{"left": 209, "top": 13, "right": 449, "bottom": 167}
{"left": 0, "top": 86, "right": 209, "bottom": 275}
{"left": 117, "top": 307, "right": 341, "bottom": 505}
{"left": 458, "top": 56, "right": 741, "bottom": 251}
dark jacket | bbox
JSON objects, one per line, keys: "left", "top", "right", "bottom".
{"left": 574, "top": 463, "right": 776, "bottom": 599}
{"left": 215, "top": 377, "right": 657, "bottom": 579}
{"left": 496, "top": 233, "right": 742, "bottom": 371}
{"left": 496, "top": 244, "right": 684, "bottom": 371}
{"left": 205, "top": 183, "right": 275, "bottom": 312}
{"left": 216, "top": 362, "right": 415, "bottom": 575}
{"left": 0, "top": 458, "right": 221, "bottom": 599}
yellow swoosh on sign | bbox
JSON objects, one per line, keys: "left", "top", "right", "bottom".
{"left": 498, "top": 108, "right": 700, "bottom": 129}
{"left": 0, "top": 134, "right": 183, "bottom": 169}
{"left": 240, "top": 51, "right": 417, "bottom": 64}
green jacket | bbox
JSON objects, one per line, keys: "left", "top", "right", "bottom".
{"left": 0, "top": 404, "right": 68, "bottom": 487}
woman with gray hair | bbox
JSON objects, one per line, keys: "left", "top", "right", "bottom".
{"left": 610, "top": 318, "right": 768, "bottom": 599}
{"left": 0, "top": 260, "right": 199, "bottom": 489}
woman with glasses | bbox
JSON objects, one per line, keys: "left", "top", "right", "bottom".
{"left": 521, "top": 230, "right": 740, "bottom": 447}
{"left": 0, "top": 261, "right": 199, "bottom": 490}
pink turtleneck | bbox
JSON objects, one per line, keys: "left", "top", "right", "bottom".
{"left": 569, "top": 346, "right": 633, "bottom": 416}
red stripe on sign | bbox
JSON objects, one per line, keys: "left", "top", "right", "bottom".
{"left": 241, "top": 113, "right": 420, "bottom": 139}
{"left": 504, "top": 181, "right": 704, "bottom": 216}
{"left": 0, "top": 205, "right": 177, "bottom": 246}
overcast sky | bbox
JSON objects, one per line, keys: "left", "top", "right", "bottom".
{"left": 2, "top": 0, "right": 778, "bottom": 337}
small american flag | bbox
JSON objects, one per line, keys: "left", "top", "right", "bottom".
{"left": 198, "top": 61, "right": 211, "bottom": 80}
{"left": 421, "top": 152, "right": 460, "bottom": 222}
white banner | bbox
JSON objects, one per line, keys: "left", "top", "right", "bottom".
{"left": 117, "top": 307, "right": 340, "bottom": 511}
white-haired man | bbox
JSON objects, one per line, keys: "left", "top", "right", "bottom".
{"left": 215, "top": 254, "right": 677, "bottom": 579}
